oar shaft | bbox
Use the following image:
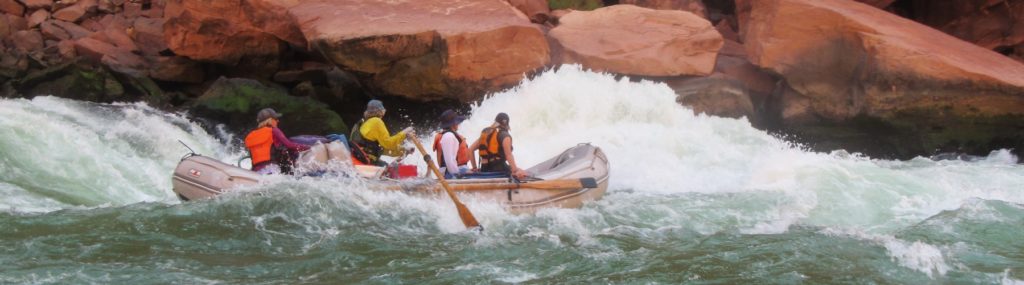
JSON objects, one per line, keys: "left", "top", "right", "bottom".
{"left": 408, "top": 135, "right": 481, "bottom": 229}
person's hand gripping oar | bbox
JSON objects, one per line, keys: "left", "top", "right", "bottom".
{"left": 408, "top": 132, "right": 483, "bottom": 231}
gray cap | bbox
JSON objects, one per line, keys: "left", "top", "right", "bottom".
{"left": 366, "top": 100, "right": 385, "bottom": 112}
{"left": 256, "top": 108, "right": 282, "bottom": 123}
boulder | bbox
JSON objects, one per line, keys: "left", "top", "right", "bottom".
{"left": 100, "top": 25, "right": 137, "bottom": 52}
{"left": 17, "top": 0, "right": 53, "bottom": 10}
{"left": 17, "top": 61, "right": 129, "bottom": 102}
{"left": 26, "top": 8, "right": 47, "bottom": 28}
{"left": 740, "top": 0, "right": 1024, "bottom": 121}
{"left": 122, "top": 1, "right": 140, "bottom": 18}
{"left": 6, "top": 13, "right": 25, "bottom": 30}
{"left": 56, "top": 39, "right": 75, "bottom": 59}
{"left": 191, "top": 77, "right": 349, "bottom": 136}
{"left": 291, "top": 0, "right": 550, "bottom": 102}
{"left": 854, "top": 0, "right": 895, "bottom": 9}
{"left": 0, "top": 13, "right": 10, "bottom": 38}
{"left": 670, "top": 76, "right": 756, "bottom": 120}
{"left": 934, "top": 0, "right": 1023, "bottom": 61}
{"left": 714, "top": 55, "right": 777, "bottom": 96}
{"left": 52, "top": 19, "right": 91, "bottom": 39}
{"left": 619, "top": 0, "right": 707, "bottom": 18}
{"left": 163, "top": 0, "right": 306, "bottom": 67}
{"left": 11, "top": 30, "right": 43, "bottom": 52}
{"left": 549, "top": 5, "right": 722, "bottom": 76}
{"left": 131, "top": 17, "right": 166, "bottom": 55}
{"left": 740, "top": 0, "right": 1024, "bottom": 158}
{"left": 148, "top": 56, "right": 203, "bottom": 83}
{"left": 52, "top": 3, "right": 87, "bottom": 22}
{"left": 506, "top": 0, "right": 550, "bottom": 24}
{"left": 0, "top": 0, "right": 24, "bottom": 16}
{"left": 75, "top": 37, "right": 148, "bottom": 74}
{"left": 40, "top": 20, "right": 70, "bottom": 40}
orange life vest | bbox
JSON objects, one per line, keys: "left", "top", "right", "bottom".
{"left": 433, "top": 130, "right": 470, "bottom": 167}
{"left": 245, "top": 127, "right": 274, "bottom": 166}
{"left": 477, "top": 127, "right": 507, "bottom": 161}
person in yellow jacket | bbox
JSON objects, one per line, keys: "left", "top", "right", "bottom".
{"left": 349, "top": 100, "right": 413, "bottom": 166}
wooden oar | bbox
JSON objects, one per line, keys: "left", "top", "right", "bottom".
{"left": 445, "top": 178, "right": 598, "bottom": 191}
{"left": 382, "top": 177, "right": 598, "bottom": 192}
{"left": 408, "top": 135, "right": 482, "bottom": 230}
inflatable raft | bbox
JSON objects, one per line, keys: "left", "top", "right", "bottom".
{"left": 171, "top": 142, "right": 609, "bottom": 214}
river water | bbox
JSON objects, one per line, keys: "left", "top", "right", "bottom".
{"left": 1, "top": 66, "right": 1022, "bottom": 284}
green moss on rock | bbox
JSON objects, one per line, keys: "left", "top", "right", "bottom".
{"left": 549, "top": 0, "right": 603, "bottom": 11}
{"left": 192, "top": 77, "right": 348, "bottom": 136}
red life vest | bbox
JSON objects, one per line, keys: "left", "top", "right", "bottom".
{"left": 433, "top": 130, "right": 470, "bottom": 168}
{"left": 245, "top": 127, "right": 274, "bottom": 166}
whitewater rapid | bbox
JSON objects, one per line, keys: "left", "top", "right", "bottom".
{"left": 1, "top": 65, "right": 1022, "bottom": 283}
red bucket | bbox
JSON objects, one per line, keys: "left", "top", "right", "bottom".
{"left": 387, "top": 164, "right": 418, "bottom": 179}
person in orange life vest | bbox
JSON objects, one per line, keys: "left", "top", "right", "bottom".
{"left": 468, "top": 112, "right": 529, "bottom": 179}
{"left": 349, "top": 100, "right": 413, "bottom": 166}
{"left": 433, "top": 109, "right": 476, "bottom": 178}
{"left": 244, "top": 108, "right": 309, "bottom": 174}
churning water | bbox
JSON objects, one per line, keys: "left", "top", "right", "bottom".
{"left": 1, "top": 66, "right": 1022, "bottom": 284}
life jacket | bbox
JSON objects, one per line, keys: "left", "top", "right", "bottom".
{"left": 349, "top": 118, "right": 383, "bottom": 165}
{"left": 245, "top": 127, "right": 274, "bottom": 166}
{"left": 245, "top": 126, "right": 295, "bottom": 173}
{"left": 477, "top": 127, "right": 509, "bottom": 162}
{"left": 432, "top": 129, "right": 470, "bottom": 168}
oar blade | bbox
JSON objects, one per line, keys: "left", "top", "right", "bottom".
{"left": 579, "top": 177, "right": 598, "bottom": 189}
{"left": 456, "top": 203, "right": 481, "bottom": 229}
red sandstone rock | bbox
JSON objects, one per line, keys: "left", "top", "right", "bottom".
{"left": 937, "top": 1, "right": 1023, "bottom": 54}
{"left": 11, "top": 30, "right": 43, "bottom": 52}
{"left": 52, "top": 19, "right": 90, "bottom": 38}
{"left": 141, "top": 3, "right": 162, "bottom": 18}
{"left": 290, "top": 0, "right": 550, "bottom": 101}
{"left": 26, "top": 8, "right": 46, "bottom": 27}
{"left": 619, "top": 0, "right": 707, "bottom": 18}
{"left": 149, "top": 56, "right": 204, "bottom": 83}
{"left": 163, "top": 0, "right": 304, "bottom": 65}
{"left": 131, "top": 17, "right": 165, "bottom": 55}
{"left": 17, "top": 0, "right": 52, "bottom": 10}
{"left": 97, "top": 0, "right": 115, "bottom": 13}
{"left": 101, "top": 25, "right": 137, "bottom": 51}
{"left": 549, "top": 5, "right": 722, "bottom": 76}
{"left": 5, "top": 13, "right": 26, "bottom": 31}
{"left": 714, "top": 55, "right": 776, "bottom": 95}
{"left": 0, "top": 0, "right": 24, "bottom": 16}
{"left": 740, "top": 0, "right": 1024, "bottom": 122}
{"left": 122, "top": 1, "right": 139, "bottom": 18}
{"left": 57, "top": 39, "right": 75, "bottom": 59}
{"left": 550, "top": 8, "right": 572, "bottom": 22}
{"left": 40, "top": 20, "right": 70, "bottom": 40}
{"left": 52, "top": 3, "right": 86, "bottom": 22}
{"left": 75, "top": 36, "right": 148, "bottom": 73}
{"left": 0, "top": 14, "right": 10, "bottom": 38}
{"left": 506, "top": 0, "right": 550, "bottom": 24}
{"left": 79, "top": 18, "right": 101, "bottom": 31}
{"left": 855, "top": 0, "right": 895, "bottom": 9}
{"left": 74, "top": 37, "right": 112, "bottom": 59}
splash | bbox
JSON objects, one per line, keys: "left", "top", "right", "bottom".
{"left": 0, "top": 97, "right": 239, "bottom": 212}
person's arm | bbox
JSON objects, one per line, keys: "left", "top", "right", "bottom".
{"left": 272, "top": 127, "right": 308, "bottom": 151}
{"left": 363, "top": 118, "right": 408, "bottom": 156}
{"left": 467, "top": 137, "right": 480, "bottom": 170}
{"left": 502, "top": 136, "right": 528, "bottom": 178}
{"left": 440, "top": 133, "right": 460, "bottom": 175}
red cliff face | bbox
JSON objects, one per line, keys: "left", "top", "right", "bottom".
{"left": 162, "top": 0, "right": 306, "bottom": 76}
{"left": 738, "top": 0, "right": 1024, "bottom": 124}
{"left": 289, "top": 0, "right": 550, "bottom": 102}
{"left": 549, "top": 5, "right": 723, "bottom": 77}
